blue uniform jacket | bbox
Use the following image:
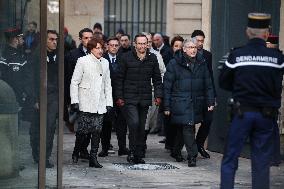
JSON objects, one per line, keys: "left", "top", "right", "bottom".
{"left": 219, "top": 38, "right": 284, "bottom": 108}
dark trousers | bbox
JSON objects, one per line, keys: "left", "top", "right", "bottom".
{"left": 172, "top": 125, "right": 198, "bottom": 158}
{"left": 272, "top": 121, "right": 281, "bottom": 164}
{"left": 123, "top": 103, "right": 148, "bottom": 157}
{"left": 196, "top": 109, "right": 213, "bottom": 147}
{"left": 30, "top": 92, "right": 58, "bottom": 161}
{"left": 100, "top": 106, "right": 127, "bottom": 151}
{"left": 165, "top": 115, "right": 177, "bottom": 150}
{"left": 221, "top": 112, "right": 274, "bottom": 189}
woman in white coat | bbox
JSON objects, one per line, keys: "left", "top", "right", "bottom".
{"left": 70, "top": 38, "right": 113, "bottom": 168}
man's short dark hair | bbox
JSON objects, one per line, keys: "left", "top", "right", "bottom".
{"left": 79, "top": 28, "right": 93, "bottom": 38}
{"left": 134, "top": 33, "right": 148, "bottom": 43}
{"left": 29, "top": 21, "right": 37, "bottom": 28}
{"left": 87, "top": 38, "right": 104, "bottom": 51}
{"left": 47, "top": 30, "right": 58, "bottom": 36}
{"left": 107, "top": 37, "right": 119, "bottom": 44}
{"left": 93, "top": 23, "right": 102, "bottom": 31}
{"left": 191, "top": 30, "right": 205, "bottom": 38}
{"left": 121, "top": 34, "right": 131, "bottom": 40}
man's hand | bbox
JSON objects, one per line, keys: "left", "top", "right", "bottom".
{"left": 70, "top": 103, "right": 79, "bottom": 112}
{"left": 164, "top": 111, "right": 170, "bottom": 116}
{"left": 154, "top": 98, "right": 162, "bottom": 106}
{"left": 34, "top": 102, "right": 39, "bottom": 110}
{"left": 208, "top": 106, "right": 214, "bottom": 111}
{"left": 116, "top": 99, "right": 125, "bottom": 107}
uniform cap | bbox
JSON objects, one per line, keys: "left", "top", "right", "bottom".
{"left": 247, "top": 13, "right": 271, "bottom": 28}
{"left": 4, "top": 28, "right": 23, "bottom": 39}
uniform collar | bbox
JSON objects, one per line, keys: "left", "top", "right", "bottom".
{"left": 248, "top": 38, "right": 266, "bottom": 47}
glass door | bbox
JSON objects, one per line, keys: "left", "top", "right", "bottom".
{"left": 0, "top": 0, "right": 64, "bottom": 188}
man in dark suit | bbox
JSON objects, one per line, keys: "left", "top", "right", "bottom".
{"left": 153, "top": 33, "right": 173, "bottom": 66}
{"left": 98, "top": 37, "right": 129, "bottom": 157}
{"left": 64, "top": 28, "right": 93, "bottom": 162}
{"left": 191, "top": 30, "right": 216, "bottom": 159}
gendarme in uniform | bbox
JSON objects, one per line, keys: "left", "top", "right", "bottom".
{"left": 219, "top": 13, "right": 284, "bottom": 189}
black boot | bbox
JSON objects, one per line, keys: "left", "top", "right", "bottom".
{"left": 188, "top": 156, "right": 197, "bottom": 167}
{"left": 89, "top": 132, "right": 103, "bottom": 168}
{"left": 72, "top": 134, "right": 85, "bottom": 163}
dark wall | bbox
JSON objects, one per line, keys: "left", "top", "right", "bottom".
{"left": 208, "top": 0, "right": 281, "bottom": 156}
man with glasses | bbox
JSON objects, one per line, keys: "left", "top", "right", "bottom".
{"left": 191, "top": 30, "right": 216, "bottom": 159}
{"left": 114, "top": 34, "right": 163, "bottom": 164}
{"left": 98, "top": 37, "right": 129, "bottom": 157}
{"left": 64, "top": 28, "right": 93, "bottom": 162}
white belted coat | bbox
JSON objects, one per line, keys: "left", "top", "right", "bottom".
{"left": 70, "top": 53, "right": 113, "bottom": 114}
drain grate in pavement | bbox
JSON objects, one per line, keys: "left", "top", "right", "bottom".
{"left": 113, "top": 163, "right": 179, "bottom": 170}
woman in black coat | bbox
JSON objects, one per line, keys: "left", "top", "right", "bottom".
{"left": 163, "top": 38, "right": 214, "bottom": 167}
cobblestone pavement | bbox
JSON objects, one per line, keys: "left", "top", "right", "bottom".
{"left": 62, "top": 132, "right": 284, "bottom": 189}
{"left": 1, "top": 125, "right": 283, "bottom": 189}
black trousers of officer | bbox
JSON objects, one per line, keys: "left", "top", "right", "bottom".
{"left": 30, "top": 92, "right": 58, "bottom": 162}
{"left": 123, "top": 103, "right": 148, "bottom": 158}
{"left": 196, "top": 108, "right": 213, "bottom": 147}
{"left": 101, "top": 106, "right": 127, "bottom": 151}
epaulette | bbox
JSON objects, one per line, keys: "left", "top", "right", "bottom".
{"left": 230, "top": 46, "right": 242, "bottom": 52}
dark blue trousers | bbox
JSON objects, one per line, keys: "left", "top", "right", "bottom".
{"left": 221, "top": 112, "right": 274, "bottom": 189}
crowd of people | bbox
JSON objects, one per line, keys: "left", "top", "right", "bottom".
{"left": 0, "top": 13, "right": 283, "bottom": 188}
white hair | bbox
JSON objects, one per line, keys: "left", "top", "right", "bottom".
{"left": 246, "top": 27, "right": 269, "bottom": 40}
{"left": 183, "top": 37, "right": 197, "bottom": 47}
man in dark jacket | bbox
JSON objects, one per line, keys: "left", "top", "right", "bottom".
{"left": 153, "top": 33, "right": 173, "bottom": 66}
{"left": 64, "top": 28, "right": 93, "bottom": 162}
{"left": 163, "top": 38, "right": 214, "bottom": 166}
{"left": 118, "top": 34, "right": 132, "bottom": 55}
{"left": 98, "top": 37, "right": 129, "bottom": 157}
{"left": 29, "top": 30, "right": 60, "bottom": 168}
{"left": 114, "top": 34, "right": 163, "bottom": 164}
{"left": 191, "top": 29, "right": 216, "bottom": 159}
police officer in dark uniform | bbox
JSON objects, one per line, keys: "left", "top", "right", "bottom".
{"left": 219, "top": 13, "right": 284, "bottom": 189}
{"left": 0, "top": 28, "right": 34, "bottom": 117}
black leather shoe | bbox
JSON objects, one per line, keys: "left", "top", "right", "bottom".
{"left": 127, "top": 153, "right": 135, "bottom": 164}
{"left": 197, "top": 145, "right": 210, "bottom": 159}
{"left": 159, "top": 138, "right": 166, "bottom": 143}
{"left": 118, "top": 148, "right": 129, "bottom": 156}
{"left": 72, "top": 153, "right": 79, "bottom": 163}
{"left": 98, "top": 150, "right": 108, "bottom": 157}
{"left": 46, "top": 160, "right": 54, "bottom": 168}
{"left": 134, "top": 157, "right": 145, "bottom": 164}
{"left": 170, "top": 153, "right": 185, "bottom": 162}
{"left": 188, "top": 157, "right": 196, "bottom": 167}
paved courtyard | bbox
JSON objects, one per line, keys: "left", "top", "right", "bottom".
{"left": 62, "top": 132, "right": 284, "bottom": 189}
{"left": 1, "top": 124, "right": 283, "bottom": 188}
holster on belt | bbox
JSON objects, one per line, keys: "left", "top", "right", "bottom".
{"left": 233, "top": 102, "right": 278, "bottom": 119}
